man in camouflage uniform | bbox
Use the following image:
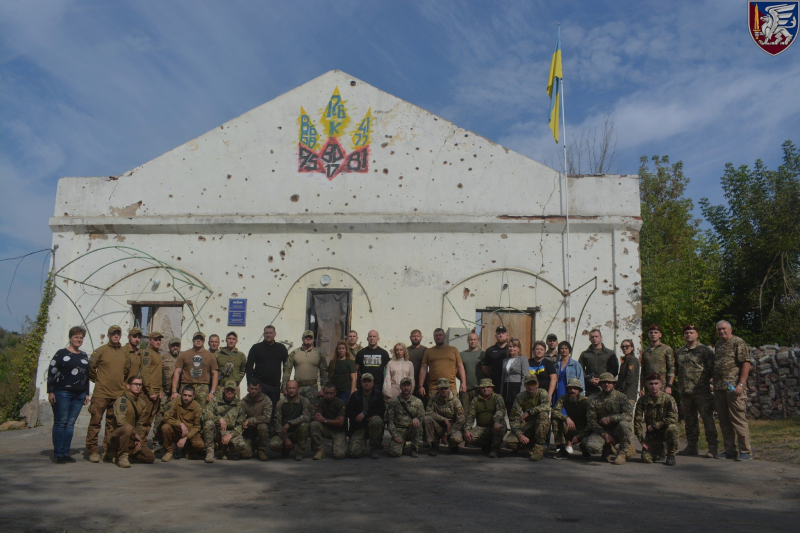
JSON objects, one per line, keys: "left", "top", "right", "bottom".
{"left": 640, "top": 325, "right": 675, "bottom": 396}
{"left": 202, "top": 380, "right": 243, "bottom": 463}
{"left": 713, "top": 320, "right": 753, "bottom": 461}
{"left": 386, "top": 377, "right": 425, "bottom": 458}
{"left": 283, "top": 330, "right": 328, "bottom": 408}
{"left": 424, "top": 377, "right": 465, "bottom": 456}
{"left": 153, "top": 337, "right": 181, "bottom": 450}
{"left": 161, "top": 385, "right": 204, "bottom": 462}
{"left": 463, "top": 378, "right": 507, "bottom": 458}
{"left": 635, "top": 374, "right": 679, "bottom": 465}
{"left": 586, "top": 373, "right": 634, "bottom": 465}
{"left": 230, "top": 379, "right": 272, "bottom": 461}
{"left": 216, "top": 331, "right": 247, "bottom": 399}
{"left": 137, "top": 331, "right": 164, "bottom": 443}
{"left": 675, "top": 324, "right": 718, "bottom": 457}
{"left": 104, "top": 376, "right": 155, "bottom": 467}
{"left": 346, "top": 373, "right": 386, "bottom": 459}
{"left": 506, "top": 374, "right": 551, "bottom": 461}
{"left": 269, "top": 380, "right": 312, "bottom": 460}
{"left": 310, "top": 383, "right": 347, "bottom": 460}
{"left": 551, "top": 378, "right": 592, "bottom": 459}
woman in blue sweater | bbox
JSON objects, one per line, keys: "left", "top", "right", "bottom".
{"left": 47, "top": 326, "right": 91, "bottom": 463}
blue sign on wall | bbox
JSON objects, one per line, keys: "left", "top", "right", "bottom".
{"left": 228, "top": 298, "right": 247, "bottom": 327}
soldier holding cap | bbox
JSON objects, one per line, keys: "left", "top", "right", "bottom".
{"left": 463, "top": 378, "right": 507, "bottom": 458}
{"left": 202, "top": 380, "right": 243, "bottom": 463}
{"left": 104, "top": 375, "right": 155, "bottom": 467}
{"left": 346, "top": 373, "right": 386, "bottom": 459}
{"left": 86, "top": 325, "right": 131, "bottom": 462}
{"left": 675, "top": 324, "right": 718, "bottom": 457}
{"left": 283, "top": 330, "right": 328, "bottom": 407}
{"left": 424, "top": 377, "right": 466, "bottom": 456}
{"left": 551, "top": 378, "right": 592, "bottom": 459}
{"left": 506, "top": 374, "right": 551, "bottom": 461}
{"left": 640, "top": 324, "right": 675, "bottom": 396}
{"left": 171, "top": 332, "right": 218, "bottom": 407}
{"left": 137, "top": 331, "right": 164, "bottom": 441}
{"left": 216, "top": 331, "right": 247, "bottom": 399}
{"left": 153, "top": 337, "right": 182, "bottom": 449}
{"left": 270, "top": 379, "right": 312, "bottom": 460}
{"left": 481, "top": 326, "right": 509, "bottom": 391}
{"left": 585, "top": 373, "right": 635, "bottom": 464}
{"left": 635, "top": 374, "right": 679, "bottom": 466}
{"left": 310, "top": 383, "right": 347, "bottom": 460}
{"left": 385, "top": 376, "right": 425, "bottom": 458}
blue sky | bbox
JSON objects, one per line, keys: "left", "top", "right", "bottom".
{"left": 0, "top": 0, "right": 798, "bottom": 331}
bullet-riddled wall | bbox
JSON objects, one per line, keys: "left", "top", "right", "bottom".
{"left": 39, "top": 70, "right": 641, "bottom": 407}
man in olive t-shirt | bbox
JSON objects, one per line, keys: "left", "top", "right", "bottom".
{"left": 459, "top": 332, "right": 484, "bottom": 412}
{"left": 419, "top": 328, "right": 466, "bottom": 397}
{"left": 172, "top": 332, "right": 219, "bottom": 407}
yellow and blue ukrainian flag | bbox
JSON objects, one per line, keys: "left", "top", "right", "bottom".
{"left": 547, "top": 27, "right": 562, "bottom": 144}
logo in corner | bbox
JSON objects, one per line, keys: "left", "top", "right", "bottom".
{"left": 749, "top": 2, "right": 798, "bottom": 55}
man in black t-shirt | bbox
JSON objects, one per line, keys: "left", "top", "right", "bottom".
{"left": 246, "top": 325, "right": 289, "bottom": 406}
{"left": 481, "top": 326, "right": 509, "bottom": 391}
{"left": 355, "top": 330, "right": 391, "bottom": 395}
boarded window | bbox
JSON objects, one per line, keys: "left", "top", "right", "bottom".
{"left": 130, "top": 302, "right": 184, "bottom": 355}
{"left": 306, "top": 290, "right": 351, "bottom": 362}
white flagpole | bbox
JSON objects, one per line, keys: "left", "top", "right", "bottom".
{"left": 560, "top": 55, "right": 572, "bottom": 345}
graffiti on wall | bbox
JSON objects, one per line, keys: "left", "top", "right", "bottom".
{"left": 298, "top": 87, "right": 371, "bottom": 180}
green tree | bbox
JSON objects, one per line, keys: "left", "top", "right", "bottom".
{"left": 639, "top": 155, "right": 723, "bottom": 349}
{"left": 700, "top": 140, "right": 800, "bottom": 344}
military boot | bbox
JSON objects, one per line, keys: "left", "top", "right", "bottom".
{"left": 489, "top": 447, "right": 500, "bottom": 458}
{"left": 117, "top": 454, "right": 131, "bottom": 468}
{"left": 613, "top": 452, "right": 627, "bottom": 465}
{"left": 313, "top": 449, "right": 325, "bottom": 460}
{"left": 705, "top": 446, "right": 718, "bottom": 458}
{"left": 294, "top": 452, "right": 303, "bottom": 461}
{"left": 205, "top": 449, "right": 215, "bottom": 463}
{"left": 601, "top": 443, "right": 613, "bottom": 462}
{"left": 409, "top": 447, "right": 419, "bottom": 458}
{"left": 429, "top": 442, "right": 439, "bottom": 457}
{"left": 88, "top": 452, "right": 100, "bottom": 463}
{"left": 641, "top": 450, "right": 654, "bottom": 463}
{"left": 258, "top": 450, "right": 269, "bottom": 461}
{"left": 627, "top": 443, "right": 636, "bottom": 457}
{"left": 529, "top": 445, "right": 544, "bottom": 461}
{"left": 679, "top": 445, "right": 698, "bottom": 456}
{"left": 665, "top": 455, "right": 676, "bottom": 466}
{"left": 161, "top": 452, "right": 173, "bottom": 462}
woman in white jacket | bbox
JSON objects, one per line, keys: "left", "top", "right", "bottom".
{"left": 383, "top": 342, "right": 415, "bottom": 401}
{"left": 501, "top": 338, "right": 530, "bottom": 407}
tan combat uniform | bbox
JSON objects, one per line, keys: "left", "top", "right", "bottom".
{"left": 86, "top": 342, "right": 134, "bottom": 455}
{"left": 106, "top": 390, "right": 155, "bottom": 463}
{"left": 137, "top": 345, "right": 162, "bottom": 441}
{"left": 161, "top": 398, "right": 204, "bottom": 456}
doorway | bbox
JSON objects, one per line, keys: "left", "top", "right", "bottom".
{"left": 478, "top": 308, "right": 537, "bottom": 357}
{"left": 306, "top": 289, "right": 351, "bottom": 361}
{"left": 130, "top": 301, "right": 184, "bottom": 355}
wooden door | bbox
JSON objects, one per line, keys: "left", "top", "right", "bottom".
{"left": 480, "top": 312, "right": 533, "bottom": 357}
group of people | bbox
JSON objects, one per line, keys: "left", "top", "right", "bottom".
{"left": 46, "top": 318, "right": 753, "bottom": 467}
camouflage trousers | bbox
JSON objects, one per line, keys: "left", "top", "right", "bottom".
{"left": 551, "top": 419, "right": 589, "bottom": 452}
{"left": 388, "top": 425, "right": 420, "bottom": 457}
{"left": 347, "top": 417, "right": 385, "bottom": 458}
{"left": 309, "top": 421, "right": 347, "bottom": 459}
{"left": 269, "top": 424, "right": 309, "bottom": 455}
{"left": 227, "top": 424, "right": 269, "bottom": 457}
{"left": 466, "top": 424, "right": 505, "bottom": 450}
{"left": 423, "top": 416, "right": 464, "bottom": 448}
{"left": 681, "top": 392, "right": 718, "bottom": 449}
{"left": 640, "top": 424, "right": 679, "bottom": 462}
{"left": 506, "top": 412, "right": 549, "bottom": 452}
{"left": 299, "top": 385, "right": 319, "bottom": 409}
{"left": 181, "top": 383, "right": 209, "bottom": 407}
{"left": 106, "top": 425, "right": 155, "bottom": 463}
{"left": 202, "top": 419, "right": 235, "bottom": 453}
{"left": 585, "top": 421, "right": 633, "bottom": 455}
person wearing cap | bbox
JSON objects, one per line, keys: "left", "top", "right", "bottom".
{"left": 713, "top": 320, "right": 753, "bottom": 461}
{"left": 161, "top": 385, "right": 204, "bottom": 461}
{"left": 233, "top": 379, "right": 272, "bottom": 461}
{"left": 463, "top": 378, "right": 507, "bottom": 458}
{"left": 171, "top": 331, "right": 219, "bottom": 407}
{"left": 419, "top": 328, "right": 466, "bottom": 402}
{"left": 635, "top": 374, "right": 679, "bottom": 465}
{"left": 269, "top": 380, "right": 312, "bottom": 461}
{"left": 578, "top": 329, "right": 618, "bottom": 397}
{"left": 355, "top": 330, "right": 391, "bottom": 396}
{"left": 675, "top": 324, "right": 718, "bottom": 457}
{"left": 640, "top": 325, "right": 675, "bottom": 396}
{"left": 385, "top": 377, "right": 425, "bottom": 458}
{"left": 481, "top": 325, "right": 509, "bottom": 391}
{"left": 310, "top": 383, "right": 347, "bottom": 460}
{"left": 153, "top": 337, "right": 182, "bottom": 450}
{"left": 346, "top": 373, "right": 386, "bottom": 459}
{"left": 424, "top": 377, "right": 465, "bottom": 456}
{"left": 551, "top": 378, "right": 592, "bottom": 459}
{"left": 122, "top": 327, "right": 144, "bottom": 380}
{"left": 459, "top": 332, "right": 484, "bottom": 413}
{"left": 246, "top": 325, "right": 289, "bottom": 407}
{"left": 201, "top": 380, "right": 244, "bottom": 463}
{"left": 506, "top": 374, "right": 551, "bottom": 461}
{"left": 216, "top": 331, "right": 247, "bottom": 399}
{"left": 616, "top": 339, "right": 640, "bottom": 405}
{"left": 137, "top": 331, "right": 164, "bottom": 442}
{"left": 585, "top": 373, "right": 634, "bottom": 465}
{"left": 86, "top": 325, "right": 128, "bottom": 463}
{"left": 545, "top": 334, "right": 559, "bottom": 363}
{"left": 283, "top": 330, "right": 328, "bottom": 408}
{"left": 384, "top": 342, "right": 415, "bottom": 401}
{"left": 104, "top": 376, "right": 155, "bottom": 468}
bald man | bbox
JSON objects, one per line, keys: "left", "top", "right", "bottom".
{"left": 355, "top": 330, "right": 391, "bottom": 395}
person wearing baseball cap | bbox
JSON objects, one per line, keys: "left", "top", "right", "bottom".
{"left": 640, "top": 324, "right": 675, "bottom": 396}
{"left": 506, "top": 374, "right": 550, "bottom": 461}
{"left": 481, "top": 325, "right": 510, "bottom": 391}
{"left": 634, "top": 374, "right": 679, "bottom": 466}
{"left": 171, "top": 331, "right": 219, "bottom": 407}
{"left": 345, "top": 372, "right": 385, "bottom": 459}
{"left": 424, "top": 376, "right": 466, "bottom": 456}
{"left": 584, "top": 372, "right": 635, "bottom": 465}
{"left": 675, "top": 324, "right": 718, "bottom": 458}
{"left": 545, "top": 334, "right": 559, "bottom": 363}
{"left": 551, "top": 378, "right": 592, "bottom": 459}
{"left": 463, "top": 378, "right": 507, "bottom": 458}
{"left": 152, "top": 337, "right": 183, "bottom": 451}
{"left": 136, "top": 331, "right": 165, "bottom": 443}
{"left": 385, "top": 376, "right": 425, "bottom": 458}
{"left": 282, "top": 330, "right": 327, "bottom": 409}
{"left": 122, "top": 327, "right": 144, "bottom": 391}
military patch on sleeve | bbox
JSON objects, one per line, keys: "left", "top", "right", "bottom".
{"left": 457, "top": 407, "right": 464, "bottom": 416}
{"left": 628, "top": 365, "right": 634, "bottom": 371}
{"left": 119, "top": 397, "right": 128, "bottom": 413}
{"left": 143, "top": 356, "right": 150, "bottom": 366}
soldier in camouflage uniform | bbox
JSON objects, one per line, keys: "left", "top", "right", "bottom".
{"left": 586, "top": 373, "right": 635, "bottom": 465}
{"left": 640, "top": 325, "right": 675, "bottom": 396}
{"left": 216, "top": 332, "right": 247, "bottom": 399}
{"left": 385, "top": 377, "right": 425, "bottom": 458}
{"left": 506, "top": 374, "right": 551, "bottom": 461}
{"left": 346, "top": 373, "right": 386, "bottom": 459}
{"left": 230, "top": 379, "right": 272, "bottom": 460}
{"left": 310, "top": 383, "right": 347, "bottom": 460}
{"left": 105, "top": 376, "right": 155, "bottom": 467}
{"left": 202, "top": 380, "right": 243, "bottom": 463}
{"left": 269, "top": 380, "right": 312, "bottom": 460}
{"left": 712, "top": 320, "right": 753, "bottom": 460}
{"left": 463, "top": 378, "right": 507, "bottom": 458}
{"left": 153, "top": 337, "right": 181, "bottom": 450}
{"left": 137, "top": 331, "right": 164, "bottom": 443}
{"left": 424, "top": 377, "right": 465, "bottom": 456}
{"left": 283, "top": 330, "right": 328, "bottom": 408}
{"left": 551, "top": 378, "right": 592, "bottom": 459}
{"left": 675, "top": 324, "right": 718, "bottom": 457}
{"left": 635, "top": 374, "right": 679, "bottom": 465}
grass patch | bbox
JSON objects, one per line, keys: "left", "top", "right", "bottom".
{"left": 678, "top": 417, "right": 800, "bottom": 465}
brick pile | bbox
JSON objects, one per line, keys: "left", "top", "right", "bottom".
{"left": 746, "top": 345, "right": 800, "bottom": 419}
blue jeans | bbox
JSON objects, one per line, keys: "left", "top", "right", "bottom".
{"left": 51, "top": 390, "right": 86, "bottom": 457}
{"left": 337, "top": 391, "right": 351, "bottom": 404}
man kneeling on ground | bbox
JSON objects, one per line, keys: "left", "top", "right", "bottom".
{"left": 386, "top": 377, "right": 425, "bottom": 458}
{"left": 105, "top": 376, "right": 155, "bottom": 467}
{"left": 161, "top": 385, "right": 204, "bottom": 462}
{"left": 506, "top": 374, "right": 550, "bottom": 461}
{"left": 269, "top": 380, "right": 311, "bottom": 461}
{"left": 202, "top": 380, "right": 243, "bottom": 463}
{"left": 551, "top": 378, "right": 592, "bottom": 459}
{"left": 463, "top": 379, "right": 507, "bottom": 458}
{"left": 310, "top": 383, "right": 347, "bottom": 460}
{"left": 424, "top": 377, "right": 465, "bottom": 456}
{"left": 635, "top": 374, "right": 679, "bottom": 466}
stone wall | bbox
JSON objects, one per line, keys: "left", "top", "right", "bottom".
{"left": 747, "top": 345, "right": 800, "bottom": 418}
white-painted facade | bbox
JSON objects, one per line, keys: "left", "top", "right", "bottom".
{"left": 37, "top": 70, "right": 641, "bottom": 405}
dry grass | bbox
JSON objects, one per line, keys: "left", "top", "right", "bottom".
{"left": 679, "top": 417, "right": 800, "bottom": 465}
